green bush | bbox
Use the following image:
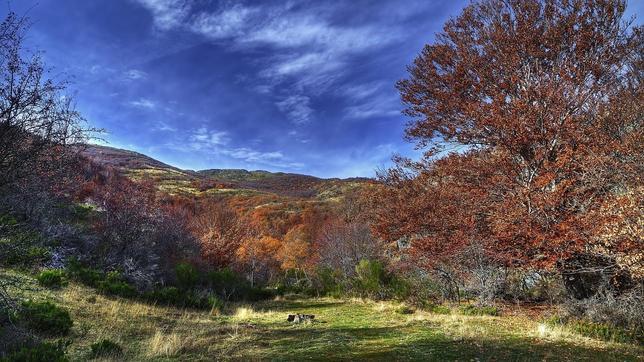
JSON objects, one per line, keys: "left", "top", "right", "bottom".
{"left": 208, "top": 268, "right": 274, "bottom": 302}
{"left": 89, "top": 339, "right": 123, "bottom": 358}
{"left": 144, "top": 287, "right": 218, "bottom": 309}
{"left": 18, "top": 301, "right": 73, "bottom": 335}
{"left": 0, "top": 213, "right": 18, "bottom": 227}
{"left": 315, "top": 267, "right": 344, "bottom": 297}
{"left": 175, "top": 262, "right": 199, "bottom": 290}
{"left": 428, "top": 304, "right": 451, "bottom": 315}
{"left": 97, "top": 272, "right": 137, "bottom": 298}
{"left": 65, "top": 258, "right": 103, "bottom": 287}
{"left": 1, "top": 341, "right": 68, "bottom": 362}
{"left": 458, "top": 304, "right": 499, "bottom": 316}
{"left": 207, "top": 268, "right": 238, "bottom": 292}
{"left": 388, "top": 275, "right": 412, "bottom": 300}
{"left": 354, "top": 260, "right": 387, "bottom": 298}
{"left": 242, "top": 286, "right": 275, "bottom": 301}
{"left": 144, "top": 287, "right": 182, "bottom": 305}
{"left": 37, "top": 270, "right": 67, "bottom": 289}
{"left": 0, "top": 231, "right": 50, "bottom": 267}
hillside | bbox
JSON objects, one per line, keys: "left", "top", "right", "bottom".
{"left": 82, "top": 145, "right": 372, "bottom": 199}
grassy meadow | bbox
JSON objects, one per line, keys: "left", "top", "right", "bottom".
{"left": 2, "top": 269, "right": 641, "bottom": 361}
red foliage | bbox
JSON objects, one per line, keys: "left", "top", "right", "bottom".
{"left": 373, "top": 0, "right": 642, "bottom": 269}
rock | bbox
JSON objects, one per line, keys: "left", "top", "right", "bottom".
{"left": 287, "top": 314, "right": 315, "bottom": 323}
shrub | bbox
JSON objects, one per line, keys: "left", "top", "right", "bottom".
{"left": 65, "top": 259, "right": 102, "bottom": 287}
{"left": 207, "top": 268, "right": 238, "bottom": 294}
{"left": 458, "top": 304, "right": 499, "bottom": 316}
{"left": 1, "top": 341, "right": 68, "bottom": 362}
{"left": 561, "top": 288, "right": 643, "bottom": 335}
{"left": 388, "top": 275, "right": 412, "bottom": 300}
{"left": 0, "top": 231, "right": 50, "bottom": 267}
{"left": 242, "top": 287, "right": 275, "bottom": 302}
{"left": 353, "top": 260, "right": 387, "bottom": 298}
{"left": 89, "top": 339, "right": 123, "bottom": 358}
{"left": 18, "top": 301, "right": 73, "bottom": 335}
{"left": 37, "top": 270, "right": 67, "bottom": 289}
{"left": 175, "top": 262, "right": 199, "bottom": 290}
{"left": 428, "top": 304, "right": 451, "bottom": 315}
{"left": 0, "top": 214, "right": 18, "bottom": 227}
{"left": 314, "top": 267, "right": 344, "bottom": 297}
{"left": 208, "top": 268, "right": 274, "bottom": 302}
{"left": 503, "top": 271, "right": 566, "bottom": 303}
{"left": 144, "top": 287, "right": 182, "bottom": 306}
{"left": 97, "top": 272, "right": 137, "bottom": 298}
{"left": 66, "top": 260, "right": 137, "bottom": 298}
{"left": 274, "top": 269, "right": 315, "bottom": 297}
{"left": 144, "top": 287, "right": 219, "bottom": 309}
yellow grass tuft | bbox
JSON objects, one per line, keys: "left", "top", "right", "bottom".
{"left": 231, "top": 305, "right": 274, "bottom": 320}
{"left": 147, "top": 331, "right": 188, "bottom": 357}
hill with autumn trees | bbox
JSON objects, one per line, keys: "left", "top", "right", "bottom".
{"left": 0, "top": 0, "right": 642, "bottom": 360}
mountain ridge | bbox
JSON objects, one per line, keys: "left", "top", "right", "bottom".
{"left": 82, "top": 144, "right": 373, "bottom": 198}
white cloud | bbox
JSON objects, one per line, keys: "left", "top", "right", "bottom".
{"left": 227, "top": 148, "right": 283, "bottom": 162}
{"left": 124, "top": 69, "right": 147, "bottom": 81}
{"left": 189, "top": 127, "right": 229, "bottom": 149}
{"left": 189, "top": 4, "right": 256, "bottom": 39}
{"left": 128, "top": 98, "right": 156, "bottom": 109}
{"left": 134, "top": 0, "right": 189, "bottom": 30}
{"left": 135, "top": 2, "right": 405, "bottom": 127}
{"left": 154, "top": 121, "right": 176, "bottom": 132}
{"left": 162, "top": 126, "right": 303, "bottom": 169}
{"left": 341, "top": 82, "right": 401, "bottom": 120}
{"left": 276, "top": 95, "right": 313, "bottom": 125}
{"left": 341, "top": 82, "right": 384, "bottom": 101}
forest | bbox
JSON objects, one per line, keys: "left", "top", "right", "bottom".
{"left": 0, "top": 0, "right": 642, "bottom": 360}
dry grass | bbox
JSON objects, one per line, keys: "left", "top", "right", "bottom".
{"left": 146, "top": 331, "right": 188, "bottom": 358}
{"left": 4, "top": 270, "right": 642, "bottom": 361}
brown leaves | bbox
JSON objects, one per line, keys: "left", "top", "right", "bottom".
{"left": 374, "top": 0, "right": 642, "bottom": 270}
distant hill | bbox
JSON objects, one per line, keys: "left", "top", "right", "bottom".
{"left": 82, "top": 145, "right": 373, "bottom": 199}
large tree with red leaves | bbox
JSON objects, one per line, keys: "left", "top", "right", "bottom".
{"left": 374, "top": 0, "right": 642, "bottom": 271}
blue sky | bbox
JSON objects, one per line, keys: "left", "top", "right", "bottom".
{"left": 5, "top": 1, "right": 642, "bottom": 178}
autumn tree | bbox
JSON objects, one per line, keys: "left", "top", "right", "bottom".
{"left": 91, "top": 176, "right": 199, "bottom": 287}
{"left": 317, "top": 190, "right": 382, "bottom": 276}
{"left": 191, "top": 201, "right": 250, "bottom": 268}
{"left": 278, "top": 225, "right": 312, "bottom": 272}
{"left": 236, "top": 235, "right": 281, "bottom": 286}
{"left": 375, "top": 0, "right": 642, "bottom": 294}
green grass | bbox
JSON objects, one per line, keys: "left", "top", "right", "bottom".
{"left": 2, "top": 269, "right": 642, "bottom": 361}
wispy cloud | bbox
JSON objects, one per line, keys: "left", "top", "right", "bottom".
{"left": 340, "top": 82, "right": 401, "bottom": 120}
{"left": 134, "top": 1, "right": 402, "bottom": 124}
{"left": 163, "top": 126, "right": 303, "bottom": 169}
{"left": 128, "top": 98, "right": 156, "bottom": 109}
{"left": 189, "top": 126, "right": 229, "bottom": 149}
{"left": 276, "top": 95, "right": 313, "bottom": 125}
{"left": 154, "top": 120, "right": 176, "bottom": 132}
{"left": 134, "top": 0, "right": 189, "bottom": 30}
{"left": 124, "top": 69, "right": 147, "bottom": 81}
{"left": 189, "top": 4, "right": 256, "bottom": 39}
